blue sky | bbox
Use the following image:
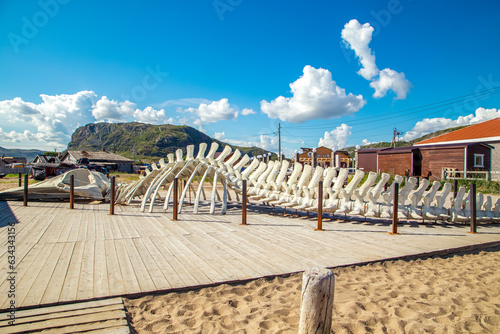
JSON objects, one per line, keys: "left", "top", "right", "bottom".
{"left": 1, "top": 0, "right": 500, "bottom": 156}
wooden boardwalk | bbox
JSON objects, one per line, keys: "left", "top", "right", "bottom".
{"left": 0, "top": 200, "right": 499, "bottom": 311}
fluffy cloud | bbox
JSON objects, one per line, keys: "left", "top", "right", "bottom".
{"left": 341, "top": 19, "right": 412, "bottom": 100}
{"left": 92, "top": 96, "right": 135, "bottom": 122}
{"left": 241, "top": 108, "right": 256, "bottom": 115}
{"left": 133, "top": 107, "right": 173, "bottom": 124}
{"left": 260, "top": 65, "right": 366, "bottom": 123}
{"left": 362, "top": 139, "right": 379, "bottom": 145}
{"left": 223, "top": 134, "right": 278, "bottom": 152}
{"left": 0, "top": 91, "right": 98, "bottom": 147}
{"left": 403, "top": 107, "right": 500, "bottom": 141}
{"left": 318, "top": 124, "right": 352, "bottom": 151}
{"left": 370, "top": 69, "right": 412, "bottom": 99}
{"left": 183, "top": 98, "right": 238, "bottom": 126}
{"left": 341, "top": 20, "right": 378, "bottom": 80}
{"left": 214, "top": 131, "right": 225, "bottom": 140}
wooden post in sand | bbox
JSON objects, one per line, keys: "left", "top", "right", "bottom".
{"left": 469, "top": 183, "right": 477, "bottom": 234}
{"left": 390, "top": 183, "right": 399, "bottom": 235}
{"left": 298, "top": 268, "right": 335, "bottom": 334}
{"left": 109, "top": 176, "right": 115, "bottom": 215}
{"left": 315, "top": 181, "right": 323, "bottom": 231}
{"left": 240, "top": 179, "right": 247, "bottom": 225}
{"left": 453, "top": 179, "right": 458, "bottom": 199}
{"left": 18, "top": 173, "right": 22, "bottom": 187}
{"left": 23, "top": 174, "right": 28, "bottom": 207}
{"left": 70, "top": 175, "right": 75, "bottom": 209}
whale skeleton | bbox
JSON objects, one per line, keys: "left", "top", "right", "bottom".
{"left": 115, "top": 143, "right": 500, "bottom": 222}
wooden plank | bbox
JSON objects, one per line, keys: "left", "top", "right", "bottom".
{"left": 0, "top": 243, "right": 45, "bottom": 309}
{"left": 4, "top": 310, "right": 127, "bottom": 334}
{"left": 0, "top": 298, "right": 124, "bottom": 319}
{"left": 6, "top": 242, "right": 58, "bottom": 309}
{"left": 93, "top": 240, "right": 110, "bottom": 298}
{"left": 77, "top": 240, "right": 95, "bottom": 300}
{"left": 59, "top": 241, "right": 85, "bottom": 303}
{"left": 142, "top": 237, "right": 194, "bottom": 288}
{"left": 18, "top": 244, "right": 64, "bottom": 305}
{"left": 148, "top": 236, "right": 201, "bottom": 287}
{"left": 131, "top": 238, "right": 171, "bottom": 290}
{"left": 104, "top": 240, "right": 126, "bottom": 296}
{"left": 79, "top": 325, "right": 130, "bottom": 334}
{"left": 0, "top": 304, "right": 124, "bottom": 327}
{"left": 121, "top": 238, "right": 156, "bottom": 292}
{"left": 114, "top": 239, "right": 141, "bottom": 294}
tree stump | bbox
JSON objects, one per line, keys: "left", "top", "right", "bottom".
{"left": 298, "top": 268, "right": 335, "bottom": 334}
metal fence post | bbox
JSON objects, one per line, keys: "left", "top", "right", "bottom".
{"left": 315, "top": 181, "right": 323, "bottom": 231}
{"left": 23, "top": 174, "right": 28, "bottom": 207}
{"left": 173, "top": 177, "right": 178, "bottom": 221}
{"left": 469, "top": 183, "right": 477, "bottom": 234}
{"left": 240, "top": 180, "right": 247, "bottom": 225}
{"left": 109, "top": 176, "right": 115, "bottom": 215}
{"left": 70, "top": 175, "right": 75, "bottom": 209}
{"left": 390, "top": 183, "right": 399, "bottom": 235}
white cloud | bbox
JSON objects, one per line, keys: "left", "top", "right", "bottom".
{"left": 223, "top": 134, "right": 277, "bottom": 151}
{"left": 183, "top": 98, "right": 238, "bottom": 125}
{"left": 0, "top": 91, "right": 98, "bottom": 145}
{"left": 370, "top": 69, "right": 412, "bottom": 100}
{"left": 157, "top": 98, "right": 212, "bottom": 108}
{"left": 214, "top": 131, "right": 225, "bottom": 140}
{"left": 341, "top": 19, "right": 378, "bottom": 80}
{"left": 241, "top": 108, "right": 256, "bottom": 115}
{"left": 362, "top": 139, "right": 379, "bottom": 145}
{"left": 318, "top": 124, "right": 352, "bottom": 151}
{"left": 404, "top": 107, "right": 500, "bottom": 141}
{"left": 260, "top": 65, "right": 366, "bottom": 123}
{"left": 92, "top": 96, "right": 135, "bottom": 122}
{"left": 133, "top": 106, "right": 172, "bottom": 124}
{"left": 341, "top": 19, "right": 412, "bottom": 99}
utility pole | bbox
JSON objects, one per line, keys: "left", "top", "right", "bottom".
{"left": 278, "top": 123, "right": 281, "bottom": 162}
{"left": 391, "top": 128, "right": 404, "bottom": 147}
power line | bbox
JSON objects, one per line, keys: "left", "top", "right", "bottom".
{"left": 282, "top": 86, "right": 500, "bottom": 131}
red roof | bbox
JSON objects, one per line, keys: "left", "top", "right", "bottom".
{"left": 414, "top": 118, "right": 500, "bottom": 145}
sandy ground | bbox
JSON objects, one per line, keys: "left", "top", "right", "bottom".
{"left": 124, "top": 245, "right": 500, "bottom": 334}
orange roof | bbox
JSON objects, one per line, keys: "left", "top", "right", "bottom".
{"left": 414, "top": 118, "right": 500, "bottom": 145}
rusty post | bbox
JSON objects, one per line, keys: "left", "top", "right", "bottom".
{"left": 315, "top": 181, "right": 323, "bottom": 231}
{"left": 390, "top": 183, "right": 399, "bottom": 235}
{"left": 241, "top": 179, "right": 247, "bottom": 225}
{"left": 23, "top": 174, "right": 28, "bottom": 207}
{"left": 109, "top": 176, "right": 115, "bottom": 215}
{"left": 453, "top": 179, "right": 458, "bottom": 199}
{"left": 70, "top": 174, "right": 75, "bottom": 209}
{"left": 106, "top": 172, "right": 110, "bottom": 180}
{"left": 18, "top": 173, "right": 22, "bottom": 187}
{"left": 173, "top": 177, "right": 178, "bottom": 221}
{"left": 469, "top": 183, "right": 477, "bottom": 234}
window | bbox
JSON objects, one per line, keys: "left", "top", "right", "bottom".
{"left": 474, "top": 154, "right": 484, "bottom": 168}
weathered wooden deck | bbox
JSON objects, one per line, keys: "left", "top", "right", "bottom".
{"left": 1, "top": 200, "right": 499, "bottom": 310}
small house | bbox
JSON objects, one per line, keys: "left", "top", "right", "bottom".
{"left": 61, "top": 150, "right": 134, "bottom": 173}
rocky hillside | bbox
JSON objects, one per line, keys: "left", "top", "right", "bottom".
{"left": 67, "top": 122, "right": 271, "bottom": 160}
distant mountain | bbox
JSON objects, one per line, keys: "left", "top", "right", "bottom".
{"left": 67, "top": 122, "right": 272, "bottom": 161}
{"left": 0, "top": 146, "right": 44, "bottom": 163}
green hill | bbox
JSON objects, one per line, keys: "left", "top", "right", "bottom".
{"left": 0, "top": 146, "right": 44, "bottom": 163}
{"left": 67, "top": 122, "right": 272, "bottom": 161}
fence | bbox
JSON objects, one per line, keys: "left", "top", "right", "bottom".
{"left": 443, "top": 169, "right": 500, "bottom": 181}
{"left": 0, "top": 166, "right": 32, "bottom": 175}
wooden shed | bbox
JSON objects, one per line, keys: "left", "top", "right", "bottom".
{"left": 418, "top": 142, "right": 492, "bottom": 177}
{"left": 377, "top": 146, "right": 419, "bottom": 176}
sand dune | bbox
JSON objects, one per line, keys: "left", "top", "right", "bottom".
{"left": 125, "top": 245, "right": 500, "bottom": 333}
